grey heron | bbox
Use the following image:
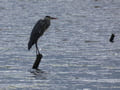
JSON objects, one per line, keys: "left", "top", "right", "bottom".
{"left": 28, "top": 16, "right": 57, "bottom": 55}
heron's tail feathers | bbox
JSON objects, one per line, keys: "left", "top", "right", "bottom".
{"left": 28, "top": 41, "right": 33, "bottom": 50}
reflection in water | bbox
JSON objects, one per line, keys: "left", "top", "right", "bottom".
{"left": 30, "top": 69, "right": 48, "bottom": 79}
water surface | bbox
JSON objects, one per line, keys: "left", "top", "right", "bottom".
{"left": 0, "top": 0, "right": 120, "bottom": 90}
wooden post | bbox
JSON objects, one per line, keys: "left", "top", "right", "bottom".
{"left": 109, "top": 33, "right": 115, "bottom": 43}
{"left": 32, "top": 53, "right": 43, "bottom": 69}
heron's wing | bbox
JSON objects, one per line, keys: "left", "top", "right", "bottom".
{"left": 29, "top": 20, "right": 46, "bottom": 44}
{"left": 32, "top": 19, "right": 45, "bottom": 34}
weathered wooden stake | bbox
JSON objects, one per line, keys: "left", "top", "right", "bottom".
{"left": 109, "top": 33, "right": 115, "bottom": 43}
{"left": 32, "top": 53, "right": 43, "bottom": 69}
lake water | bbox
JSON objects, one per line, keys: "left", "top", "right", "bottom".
{"left": 0, "top": 0, "right": 120, "bottom": 90}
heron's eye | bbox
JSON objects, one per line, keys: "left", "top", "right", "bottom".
{"left": 46, "top": 16, "right": 50, "bottom": 18}
{"left": 45, "top": 16, "right": 51, "bottom": 20}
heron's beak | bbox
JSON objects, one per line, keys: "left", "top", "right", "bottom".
{"left": 50, "top": 17, "right": 57, "bottom": 19}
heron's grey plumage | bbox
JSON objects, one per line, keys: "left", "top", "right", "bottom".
{"left": 28, "top": 16, "right": 50, "bottom": 50}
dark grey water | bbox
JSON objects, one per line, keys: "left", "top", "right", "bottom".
{"left": 0, "top": 0, "right": 120, "bottom": 89}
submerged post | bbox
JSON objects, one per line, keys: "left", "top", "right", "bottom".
{"left": 109, "top": 33, "right": 115, "bottom": 43}
{"left": 32, "top": 53, "right": 43, "bottom": 69}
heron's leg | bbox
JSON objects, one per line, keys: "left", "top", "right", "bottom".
{"left": 35, "top": 43, "right": 38, "bottom": 55}
{"left": 35, "top": 43, "right": 40, "bottom": 55}
{"left": 36, "top": 47, "right": 37, "bottom": 55}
